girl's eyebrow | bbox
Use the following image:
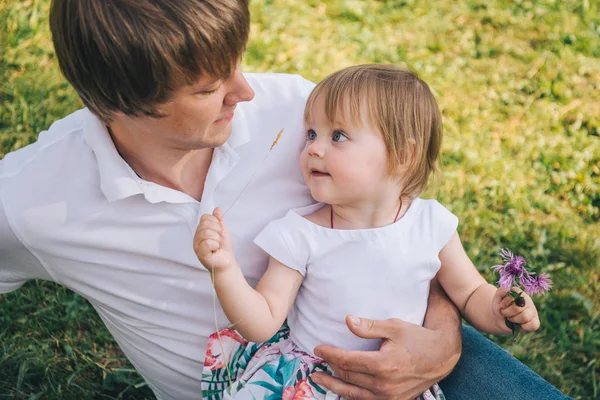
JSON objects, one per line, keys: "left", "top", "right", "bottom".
{"left": 332, "top": 121, "right": 352, "bottom": 131}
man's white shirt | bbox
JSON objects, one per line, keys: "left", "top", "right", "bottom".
{"left": 0, "top": 73, "right": 316, "bottom": 400}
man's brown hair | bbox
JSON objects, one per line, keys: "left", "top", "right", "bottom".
{"left": 50, "top": 0, "right": 250, "bottom": 123}
{"left": 304, "top": 64, "right": 443, "bottom": 199}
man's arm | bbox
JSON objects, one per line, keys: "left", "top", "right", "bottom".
{"left": 311, "top": 277, "right": 461, "bottom": 400}
{"left": 421, "top": 275, "right": 463, "bottom": 377}
{"left": 0, "top": 174, "right": 52, "bottom": 293}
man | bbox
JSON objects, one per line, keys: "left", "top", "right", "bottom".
{"left": 0, "top": 1, "right": 569, "bottom": 399}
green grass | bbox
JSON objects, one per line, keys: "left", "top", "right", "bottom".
{"left": 1, "top": 0, "right": 599, "bottom": 398}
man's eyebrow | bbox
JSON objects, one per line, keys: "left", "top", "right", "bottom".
{"left": 193, "top": 79, "right": 222, "bottom": 90}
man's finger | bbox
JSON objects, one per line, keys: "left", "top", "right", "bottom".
{"left": 346, "top": 315, "right": 411, "bottom": 341}
{"left": 327, "top": 365, "right": 381, "bottom": 391}
{"left": 312, "top": 372, "right": 376, "bottom": 400}
{"left": 313, "top": 346, "right": 379, "bottom": 375}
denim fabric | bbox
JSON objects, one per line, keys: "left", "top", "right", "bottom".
{"left": 439, "top": 325, "right": 572, "bottom": 400}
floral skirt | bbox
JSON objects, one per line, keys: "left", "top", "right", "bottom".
{"left": 201, "top": 324, "right": 445, "bottom": 400}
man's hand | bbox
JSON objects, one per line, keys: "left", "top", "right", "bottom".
{"left": 312, "top": 316, "right": 457, "bottom": 399}
{"left": 312, "top": 277, "right": 462, "bottom": 400}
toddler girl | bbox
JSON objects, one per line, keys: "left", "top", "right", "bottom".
{"left": 195, "top": 65, "right": 540, "bottom": 399}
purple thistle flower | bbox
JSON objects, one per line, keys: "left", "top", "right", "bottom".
{"left": 492, "top": 248, "right": 553, "bottom": 295}
{"left": 505, "top": 255, "right": 527, "bottom": 276}
{"left": 499, "top": 248, "right": 515, "bottom": 263}
{"left": 493, "top": 248, "right": 527, "bottom": 289}
{"left": 520, "top": 273, "right": 553, "bottom": 295}
{"left": 497, "top": 272, "right": 516, "bottom": 290}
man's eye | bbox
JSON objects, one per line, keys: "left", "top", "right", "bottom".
{"left": 307, "top": 129, "right": 317, "bottom": 140}
{"left": 332, "top": 130, "right": 348, "bottom": 142}
{"left": 195, "top": 84, "right": 222, "bottom": 95}
{"left": 200, "top": 87, "right": 220, "bottom": 95}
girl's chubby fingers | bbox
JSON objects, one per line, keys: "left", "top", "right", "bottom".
{"left": 199, "top": 213, "right": 221, "bottom": 229}
{"left": 201, "top": 239, "right": 221, "bottom": 254}
{"left": 198, "top": 222, "right": 224, "bottom": 238}
{"left": 493, "top": 287, "right": 510, "bottom": 304}
{"left": 499, "top": 296, "right": 513, "bottom": 310}
{"left": 213, "top": 207, "right": 225, "bottom": 221}
{"left": 200, "top": 213, "right": 219, "bottom": 223}
{"left": 198, "top": 227, "right": 223, "bottom": 243}
{"left": 521, "top": 316, "right": 541, "bottom": 332}
{"left": 199, "top": 215, "right": 222, "bottom": 231}
{"left": 500, "top": 302, "right": 530, "bottom": 319}
{"left": 507, "top": 307, "right": 540, "bottom": 330}
{"left": 499, "top": 287, "right": 524, "bottom": 309}
{"left": 194, "top": 238, "right": 220, "bottom": 263}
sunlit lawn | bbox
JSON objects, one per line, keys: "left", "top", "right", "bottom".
{"left": 1, "top": 0, "right": 599, "bottom": 399}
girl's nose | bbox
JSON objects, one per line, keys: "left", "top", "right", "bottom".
{"left": 307, "top": 139, "right": 326, "bottom": 158}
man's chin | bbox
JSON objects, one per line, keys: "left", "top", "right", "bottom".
{"left": 197, "top": 124, "right": 232, "bottom": 149}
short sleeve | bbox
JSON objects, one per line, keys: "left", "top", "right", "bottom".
{"left": 432, "top": 201, "right": 459, "bottom": 252}
{"left": 253, "top": 216, "right": 310, "bottom": 276}
{"left": 0, "top": 169, "right": 52, "bottom": 293}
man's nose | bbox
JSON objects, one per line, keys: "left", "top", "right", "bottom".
{"left": 223, "top": 69, "right": 255, "bottom": 106}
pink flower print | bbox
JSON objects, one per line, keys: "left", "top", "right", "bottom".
{"left": 282, "top": 386, "right": 296, "bottom": 400}
{"left": 204, "top": 328, "right": 248, "bottom": 370}
{"left": 282, "top": 378, "right": 315, "bottom": 400}
{"left": 252, "top": 340, "right": 285, "bottom": 360}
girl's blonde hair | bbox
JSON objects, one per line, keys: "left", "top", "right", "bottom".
{"left": 304, "top": 64, "right": 442, "bottom": 198}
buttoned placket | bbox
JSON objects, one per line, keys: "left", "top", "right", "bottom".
{"left": 180, "top": 143, "right": 241, "bottom": 232}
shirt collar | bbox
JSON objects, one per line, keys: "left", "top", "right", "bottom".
{"left": 82, "top": 107, "right": 251, "bottom": 203}
{"left": 83, "top": 109, "right": 144, "bottom": 202}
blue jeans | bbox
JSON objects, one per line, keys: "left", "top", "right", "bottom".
{"left": 439, "top": 325, "right": 571, "bottom": 399}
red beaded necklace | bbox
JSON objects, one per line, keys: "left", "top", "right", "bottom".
{"left": 330, "top": 198, "right": 403, "bottom": 229}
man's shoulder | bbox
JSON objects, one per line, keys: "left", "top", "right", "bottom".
{"left": 0, "top": 109, "right": 100, "bottom": 212}
{"left": 1, "top": 109, "right": 90, "bottom": 180}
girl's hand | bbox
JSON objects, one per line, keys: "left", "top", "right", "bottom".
{"left": 193, "top": 207, "right": 234, "bottom": 273}
{"left": 492, "top": 287, "right": 541, "bottom": 333}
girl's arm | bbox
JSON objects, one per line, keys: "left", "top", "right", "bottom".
{"left": 194, "top": 207, "right": 303, "bottom": 343}
{"left": 436, "top": 232, "right": 540, "bottom": 335}
{"left": 212, "top": 256, "right": 303, "bottom": 342}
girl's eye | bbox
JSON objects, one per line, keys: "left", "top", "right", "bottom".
{"left": 307, "top": 129, "right": 317, "bottom": 141}
{"left": 332, "top": 130, "right": 348, "bottom": 142}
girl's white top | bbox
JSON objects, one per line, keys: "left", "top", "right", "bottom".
{"left": 254, "top": 198, "right": 458, "bottom": 356}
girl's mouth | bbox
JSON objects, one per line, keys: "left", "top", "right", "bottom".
{"left": 310, "top": 168, "right": 330, "bottom": 177}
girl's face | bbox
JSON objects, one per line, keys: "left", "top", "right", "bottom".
{"left": 300, "top": 96, "right": 398, "bottom": 206}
